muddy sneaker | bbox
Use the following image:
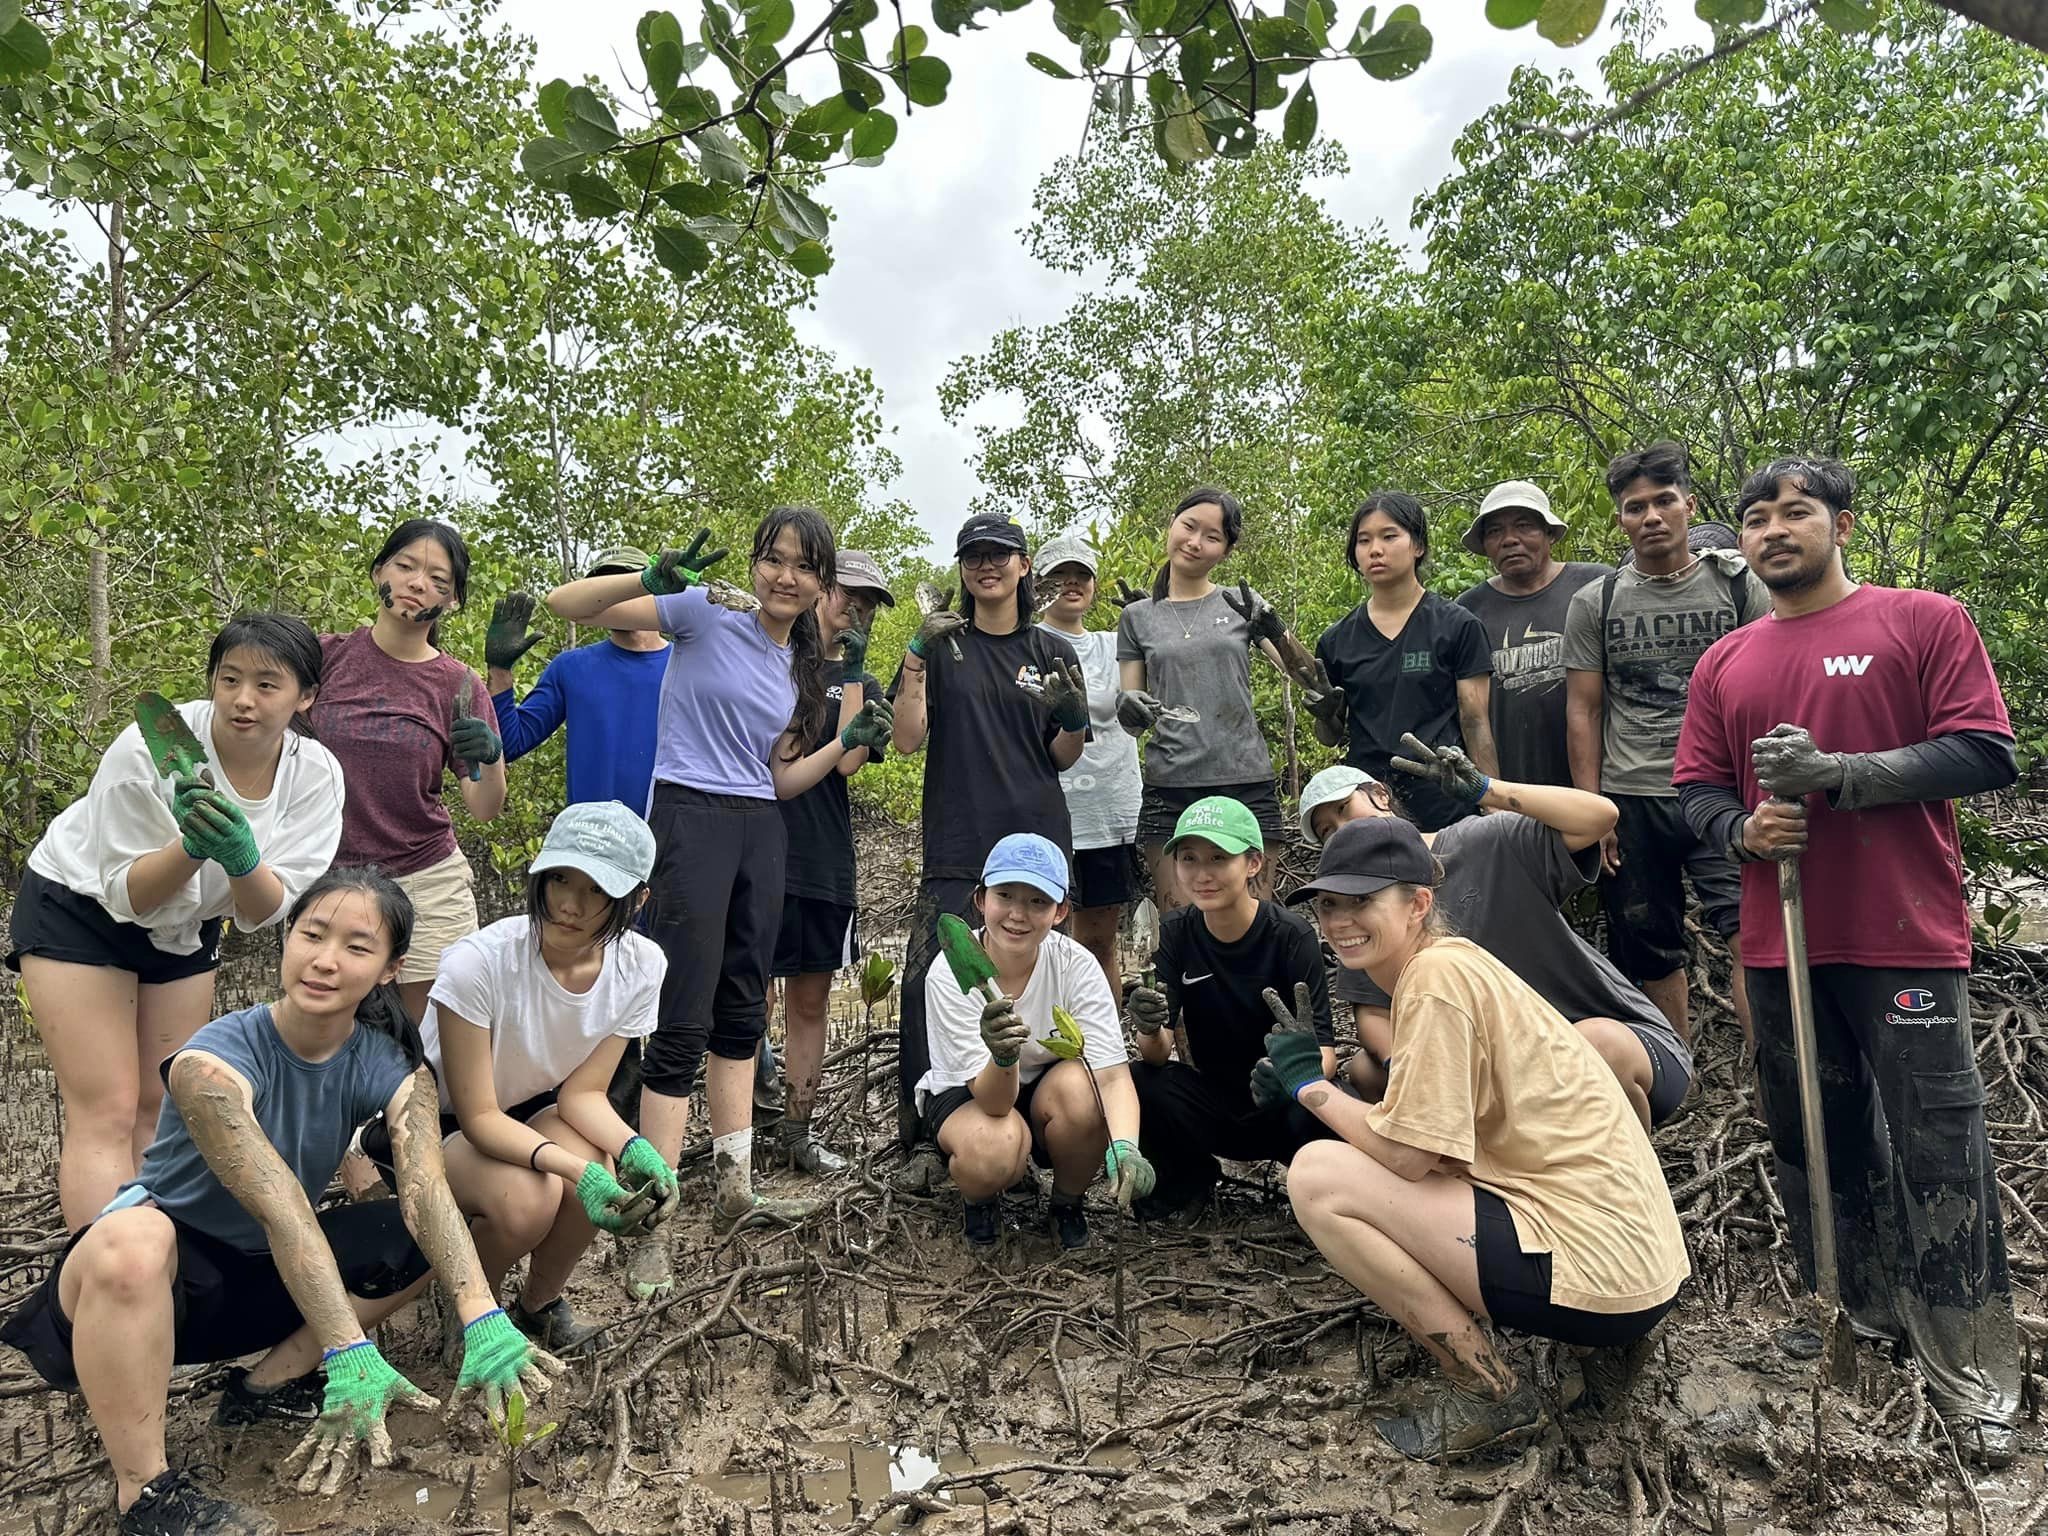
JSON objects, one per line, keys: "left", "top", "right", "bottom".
{"left": 1775, "top": 1324, "right": 1825, "bottom": 1361}
{"left": 771, "top": 1119, "right": 848, "bottom": 1175}
{"left": 1049, "top": 1194, "right": 1089, "bottom": 1251}
{"left": 509, "top": 1294, "right": 605, "bottom": 1354}
{"left": 120, "top": 1467, "right": 277, "bottom": 1536}
{"left": 962, "top": 1199, "right": 1000, "bottom": 1248}
{"left": 1375, "top": 1377, "right": 1546, "bottom": 1461}
{"left": 712, "top": 1194, "right": 822, "bottom": 1236}
{"left": 213, "top": 1367, "right": 322, "bottom": 1427}
{"left": 1576, "top": 1334, "right": 1656, "bottom": 1419}
{"left": 623, "top": 1230, "right": 676, "bottom": 1301}
{"left": 891, "top": 1147, "right": 947, "bottom": 1194}
{"left": 1944, "top": 1413, "right": 2017, "bottom": 1470}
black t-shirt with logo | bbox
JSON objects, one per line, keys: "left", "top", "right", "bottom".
{"left": 778, "top": 672, "right": 882, "bottom": 906}
{"left": 1314, "top": 592, "right": 1492, "bottom": 831}
{"left": 1153, "top": 900, "right": 1334, "bottom": 1110}
{"left": 1457, "top": 563, "right": 1611, "bottom": 788}
{"left": 892, "top": 624, "right": 1081, "bottom": 883}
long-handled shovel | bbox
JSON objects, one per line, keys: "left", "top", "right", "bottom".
{"left": 1775, "top": 797, "right": 1858, "bottom": 1389}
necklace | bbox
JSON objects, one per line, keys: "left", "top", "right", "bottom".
{"left": 1636, "top": 555, "right": 1701, "bottom": 585}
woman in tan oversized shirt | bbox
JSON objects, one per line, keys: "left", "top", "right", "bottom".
{"left": 1272, "top": 816, "right": 1687, "bottom": 1460}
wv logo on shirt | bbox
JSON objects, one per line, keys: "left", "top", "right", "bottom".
{"left": 1822, "top": 654, "right": 1874, "bottom": 677}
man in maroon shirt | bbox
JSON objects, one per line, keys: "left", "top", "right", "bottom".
{"left": 1673, "top": 456, "right": 2020, "bottom": 1465}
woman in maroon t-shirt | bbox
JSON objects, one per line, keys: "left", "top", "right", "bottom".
{"left": 311, "top": 519, "right": 505, "bottom": 1025}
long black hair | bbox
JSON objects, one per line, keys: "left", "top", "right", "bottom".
{"left": 1345, "top": 490, "right": 1430, "bottom": 573}
{"left": 284, "top": 866, "right": 423, "bottom": 1069}
{"left": 755, "top": 506, "right": 838, "bottom": 758}
{"left": 207, "top": 614, "right": 322, "bottom": 737}
{"left": 370, "top": 518, "right": 470, "bottom": 646}
{"left": 1150, "top": 487, "right": 1245, "bottom": 600}
{"left": 953, "top": 566, "right": 1037, "bottom": 633}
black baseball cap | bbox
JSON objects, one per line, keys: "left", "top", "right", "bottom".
{"left": 1285, "top": 816, "right": 1435, "bottom": 904}
{"left": 955, "top": 513, "right": 1029, "bottom": 555}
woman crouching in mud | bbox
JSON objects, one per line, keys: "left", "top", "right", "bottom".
{"left": 1265, "top": 817, "right": 1688, "bottom": 1458}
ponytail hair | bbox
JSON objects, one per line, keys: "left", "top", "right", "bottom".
{"left": 284, "top": 866, "right": 424, "bottom": 1069}
{"left": 754, "top": 506, "right": 838, "bottom": 758}
{"left": 1151, "top": 486, "right": 1245, "bottom": 600}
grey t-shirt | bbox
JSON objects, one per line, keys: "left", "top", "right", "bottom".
{"left": 1332, "top": 815, "right": 1689, "bottom": 1080}
{"left": 1561, "top": 551, "right": 1768, "bottom": 797}
{"left": 125, "top": 1003, "right": 413, "bottom": 1252}
{"left": 1116, "top": 588, "right": 1273, "bottom": 788}
{"left": 1457, "top": 563, "right": 1611, "bottom": 788}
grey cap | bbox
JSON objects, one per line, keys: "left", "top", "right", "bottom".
{"left": 836, "top": 549, "right": 896, "bottom": 605}
{"left": 1299, "top": 764, "right": 1378, "bottom": 847}
{"left": 1034, "top": 531, "right": 1099, "bottom": 577}
{"left": 530, "top": 800, "right": 656, "bottom": 898}
{"left": 586, "top": 545, "right": 651, "bottom": 577}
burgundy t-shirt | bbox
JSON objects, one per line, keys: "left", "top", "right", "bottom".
{"left": 1673, "top": 586, "right": 2010, "bottom": 968}
{"left": 311, "top": 628, "right": 498, "bottom": 876}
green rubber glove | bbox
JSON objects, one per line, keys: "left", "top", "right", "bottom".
{"left": 485, "top": 592, "right": 544, "bottom": 672}
{"left": 449, "top": 1308, "right": 565, "bottom": 1422}
{"left": 576, "top": 1161, "right": 658, "bottom": 1234}
{"left": 178, "top": 790, "right": 260, "bottom": 877}
{"left": 840, "top": 698, "right": 893, "bottom": 753}
{"left": 282, "top": 1340, "right": 439, "bottom": 1495}
{"left": 640, "top": 530, "right": 729, "bottom": 595}
{"left": 450, "top": 694, "right": 502, "bottom": 776}
{"left": 616, "top": 1134, "right": 681, "bottom": 1234}
{"left": 1104, "top": 1139, "right": 1156, "bottom": 1211}
{"left": 170, "top": 773, "right": 213, "bottom": 826}
{"left": 1261, "top": 983, "right": 1328, "bottom": 1101}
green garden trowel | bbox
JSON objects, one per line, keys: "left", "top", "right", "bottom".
{"left": 935, "top": 912, "right": 1004, "bottom": 1005}
{"left": 136, "top": 691, "right": 214, "bottom": 788}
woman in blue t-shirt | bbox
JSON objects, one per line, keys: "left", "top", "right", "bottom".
{"left": 546, "top": 508, "right": 890, "bottom": 1296}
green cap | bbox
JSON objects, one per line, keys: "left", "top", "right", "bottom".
{"left": 1164, "top": 796, "right": 1264, "bottom": 856}
{"left": 587, "top": 545, "right": 651, "bottom": 577}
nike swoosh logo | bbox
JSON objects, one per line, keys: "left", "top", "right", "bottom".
{"left": 1182, "top": 973, "right": 1213, "bottom": 984}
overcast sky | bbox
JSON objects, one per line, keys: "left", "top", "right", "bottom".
{"left": 480, "top": 2, "right": 1696, "bottom": 557}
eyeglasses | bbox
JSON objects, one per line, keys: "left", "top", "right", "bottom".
{"left": 754, "top": 552, "right": 820, "bottom": 580}
{"left": 960, "top": 547, "right": 1017, "bottom": 570}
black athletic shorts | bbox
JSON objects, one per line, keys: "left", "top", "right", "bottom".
{"left": 1069, "top": 845, "right": 1141, "bottom": 910}
{"left": 6, "top": 867, "right": 224, "bottom": 986}
{"left": 357, "top": 1089, "right": 558, "bottom": 1180}
{"left": 772, "top": 894, "right": 859, "bottom": 979}
{"left": 1, "top": 1201, "right": 430, "bottom": 1389}
{"left": 921, "top": 1072, "right": 1055, "bottom": 1167}
{"left": 1137, "top": 779, "right": 1285, "bottom": 845}
{"left": 1625, "top": 1024, "right": 1691, "bottom": 1126}
{"left": 1472, "top": 1186, "right": 1677, "bottom": 1349}
{"left": 1600, "top": 793, "right": 1741, "bottom": 982}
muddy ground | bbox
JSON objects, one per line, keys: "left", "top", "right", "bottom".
{"left": 2, "top": 818, "right": 2047, "bottom": 1536}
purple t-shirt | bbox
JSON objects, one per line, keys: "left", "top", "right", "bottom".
{"left": 311, "top": 627, "right": 498, "bottom": 875}
{"left": 652, "top": 588, "right": 797, "bottom": 800}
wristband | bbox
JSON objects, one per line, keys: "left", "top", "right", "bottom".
{"left": 529, "top": 1140, "right": 556, "bottom": 1171}
{"left": 322, "top": 1339, "right": 373, "bottom": 1364}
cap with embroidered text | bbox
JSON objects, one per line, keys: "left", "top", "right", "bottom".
{"left": 1165, "top": 796, "right": 1264, "bottom": 857}
{"left": 981, "top": 832, "right": 1069, "bottom": 902}
{"left": 530, "top": 800, "right": 656, "bottom": 898}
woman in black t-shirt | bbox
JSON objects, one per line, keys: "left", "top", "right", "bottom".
{"left": 889, "top": 513, "right": 1088, "bottom": 1150}
{"left": 1310, "top": 491, "right": 1496, "bottom": 832}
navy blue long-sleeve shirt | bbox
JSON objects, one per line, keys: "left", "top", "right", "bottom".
{"left": 492, "top": 637, "right": 670, "bottom": 812}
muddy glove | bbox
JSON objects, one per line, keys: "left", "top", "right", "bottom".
{"left": 170, "top": 772, "right": 215, "bottom": 825}
{"left": 1750, "top": 723, "right": 1843, "bottom": 799}
{"left": 283, "top": 1340, "right": 440, "bottom": 1495}
{"left": 908, "top": 593, "right": 967, "bottom": 660}
{"left": 616, "top": 1135, "right": 681, "bottom": 1233}
{"left": 178, "top": 789, "right": 261, "bottom": 878}
{"left": 575, "top": 1162, "right": 659, "bottom": 1234}
{"left": 832, "top": 627, "right": 869, "bottom": 684}
{"left": 1110, "top": 578, "right": 1147, "bottom": 610}
{"left": 1390, "top": 731, "right": 1490, "bottom": 806}
{"left": 839, "top": 698, "right": 893, "bottom": 754}
{"left": 447, "top": 1309, "right": 565, "bottom": 1423}
{"left": 1220, "top": 580, "right": 1284, "bottom": 645}
{"left": 1260, "top": 983, "right": 1327, "bottom": 1101}
{"left": 485, "top": 592, "right": 544, "bottom": 672}
{"left": 979, "top": 996, "right": 1030, "bottom": 1070}
{"left": 1116, "top": 689, "right": 1165, "bottom": 736}
{"left": 1306, "top": 661, "right": 1347, "bottom": 737}
{"left": 1125, "top": 983, "right": 1169, "bottom": 1037}
{"left": 1104, "top": 1139, "right": 1156, "bottom": 1211}
{"left": 1043, "top": 658, "right": 1090, "bottom": 732}
{"left": 451, "top": 689, "right": 501, "bottom": 782}
{"left": 641, "top": 531, "right": 729, "bottom": 595}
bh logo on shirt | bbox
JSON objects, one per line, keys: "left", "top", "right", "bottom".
{"left": 1400, "top": 650, "right": 1433, "bottom": 675}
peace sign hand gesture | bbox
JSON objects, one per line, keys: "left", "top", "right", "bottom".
{"left": 1220, "top": 580, "right": 1284, "bottom": 644}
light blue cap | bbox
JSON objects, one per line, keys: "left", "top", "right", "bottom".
{"left": 531, "top": 800, "right": 656, "bottom": 898}
{"left": 981, "top": 832, "right": 1069, "bottom": 903}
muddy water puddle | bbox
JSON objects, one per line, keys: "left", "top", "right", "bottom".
{"left": 702, "top": 1436, "right": 1133, "bottom": 1520}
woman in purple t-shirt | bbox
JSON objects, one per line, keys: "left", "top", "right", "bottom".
{"left": 546, "top": 507, "right": 884, "bottom": 1296}
{"left": 310, "top": 519, "right": 506, "bottom": 1026}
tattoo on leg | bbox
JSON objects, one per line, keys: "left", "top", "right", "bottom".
{"left": 1456, "top": 1232, "right": 1477, "bottom": 1248}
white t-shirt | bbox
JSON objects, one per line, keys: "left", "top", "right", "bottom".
{"left": 917, "top": 929, "right": 1126, "bottom": 1106}
{"left": 1038, "top": 625, "right": 1141, "bottom": 851}
{"left": 421, "top": 917, "right": 665, "bottom": 1113}
{"left": 28, "top": 700, "right": 345, "bottom": 956}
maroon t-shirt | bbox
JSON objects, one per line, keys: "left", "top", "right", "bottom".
{"left": 311, "top": 628, "right": 498, "bottom": 876}
{"left": 1673, "top": 586, "right": 2010, "bottom": 968}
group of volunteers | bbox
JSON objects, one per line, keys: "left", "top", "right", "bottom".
{"left": 0, "top": 438, "right": 2023, "bottom": 1534}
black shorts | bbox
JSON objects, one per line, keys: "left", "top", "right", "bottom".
{"left": 773, "top": 894, "right": 858, "bottom": 978}
{"left": 1472, "top": 1186, "right": 1677, "bottom": 1349}
{"left": 1, "top": 1201, "right": 430, "bottom": 1389}
{"left": 1626, "top": 1024, "right": 1692, "bottom": 1126}
{"left": 921, "top": 1073, "right": 1055, "bottom": 1167}
{"left": 357, "top": 1090, "right": 557, "bottom": 1181}
{"left": 1600, "top": 793, "right": 1741, "bottom": 982}
{"left": 1069, "top": 845, "right": 1141, "bottom": 910}
{"left": 6, "top": 867, "right": 224, "bottom": 986}
{"left": 1137, "top": 779, "right": 1285, "bottom": 845}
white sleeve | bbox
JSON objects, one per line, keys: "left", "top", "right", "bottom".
{"left": 618, "top": 935, "right": 664, "bottom": 1040}
{"left": 426, "top": 932, "right": 497, "bottom": 1026}
{"left": 923, "top": 968, "right": 994, "bottom": 1094}
{"left": 1059, "top": 939, "right": 1128, "bottom": 1072}
{"left": 239, "top": 743, "right": 345, "bottom": 932}
{"left": 84, "top": 728, "right": 184, "bottom": 926}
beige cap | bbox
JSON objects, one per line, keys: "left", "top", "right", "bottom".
{"left": 1462, "top": 481, "right": 1567, "bottom": 554}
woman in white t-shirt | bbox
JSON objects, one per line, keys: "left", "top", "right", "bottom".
{"left": 421, "top": 802, "right": 679, "bottom": 1351}
{"left": 7, "top": 615, "right": 344, "bottom": 1231}
{"left": 917, "top": 833, "right": 1152, "bottom": 1251}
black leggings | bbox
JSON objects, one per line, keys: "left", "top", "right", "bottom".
{"left": 641, "top": 784, "right": 786, "bottom": 1098}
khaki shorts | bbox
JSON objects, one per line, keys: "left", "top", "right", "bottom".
{"left": 392, "top": 848, "right": 478, "bottom": 983}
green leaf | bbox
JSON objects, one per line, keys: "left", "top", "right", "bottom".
{"left": 563, "top": 86, "right": 623, "bottom": 152}
{"left": 901, "top": 54, "right": 951, "bottom": 106}
{"left": 654, "top": 180, "right": 730, "bottom": 215}
{"left": 537, "top": 78, "right": 573, "bottom": 136}
{"left": 1161, "top": 93, "right": 1211, "bottom": 165}
{"left": 789, "top": 240, "right": 833, "bottom": 276}
{"left": 1354, "top": 7, "right": 1432, "bottom": 79}
{"left": 565, "top": 171, "right": 634, "bottom": 219}
{"left": 639, "top": 11, "right": 686, "bottom": 101}
{"left": 1536, "top": 0, "right": 1605, "bottom": 41}
{"left": 520, "top": 136, "right": 588, "bottom": 190}
{"left": 849, "top": 108, "right": 898, "bottom": 159}
{"left": 650, "top": 223, "right": 712, "bottom": 278}
{"left": 660, "top": 84, "right": 721, "bottom": 127}
{"left": 0, "top": 0, "right": 18, "bottom": 32}
{"left": 1693, "top": 0, "right": 1763, "bottom": 22}
{"left": 0, "top": 15, "right": 51, "bottom": 78}
{"left": 794, "top": 93, "right": 863, "bottom": 137}
{"left": 1814, "top": 0, "right": 1878, "bottom": 28}
{"left": 1026, "top": 51, "right": 1076, "bottom": 78}
{"left": 838, "top": 58, "right": 886, "bottom": 108}
{"left": 1282, "top": 78, "right": 1317, "bottom": 150}
{"left": 188, "top": 1, "right": 233, "bottom": 74}
{"left": 1136, "top": 0, "right": 1176, "bottom": 31}
{"left": 769, "top": 183, "right": 830, "bottom": 243}
{"left": 1180, "top": 29, "right": 1214, "bottom": 86}
{"left": 891, "top": 25, "right": 929, "bottom": 64}
{"left": 742, "top": 0, "right": 795, "bottom": 45}
{"left": 931, "top": 0, "right": 982, "bottom": 33}
{"left": 694, "top": 125, "right": 751, "bottom": 183}
{"left": 1484, "top": 0, "right": 1544, "bottom": 24}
